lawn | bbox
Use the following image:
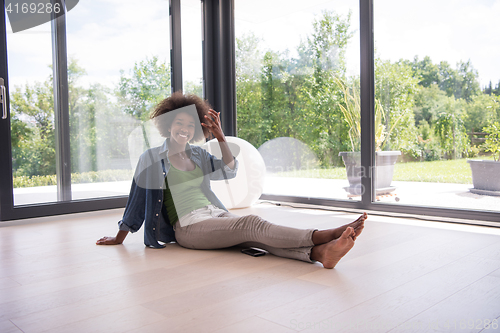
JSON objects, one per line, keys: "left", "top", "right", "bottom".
{"left": 392, "top": 159, "right": 472, "bottom": 183}
{"left": 274, "top": 157, "right": 494, "bottom": 184}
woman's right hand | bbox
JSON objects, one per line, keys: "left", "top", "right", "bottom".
{"left": 96, "top": 236, "right": 122, "bottom": 245}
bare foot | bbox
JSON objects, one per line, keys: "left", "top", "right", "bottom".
{"left": 96, "top": 236, "right": 122, "bottom": 245}
{"left": 312, "top": 213, "right": 367, "bottom": 245}
{"left": 331, "top": 212, "right": 367, "bottom": 241}
{"left": 311, "top": 227, "right": 356, "bottom": 269}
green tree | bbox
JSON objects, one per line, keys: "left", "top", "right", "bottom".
{"left": 184, "top": 80, "right": 202, "bottom": 97}
{"left": 64, "top": 58, "right": 136, "bottom": 174}
{"left": 493, "top": 80, "right": 500, "bottom": 97}
{"left": 10, "top": 80, "right": 55, "bottom": 177}
{"left": 11, "top": 58, "right": 95, "bottom": 177}
{"left": 456, "top": 60, "right": 481, "bottom": 101}
{"left": 235, "top": 33, "right": 267, "bottom": 147}
{"left": 409, "top": 56, "right": 440, "bottom": 88}
{"left": 11, "top": 57, "right": 141, "bottom": 180}
{"left": 117, "top": 56, "right": 171, "bottom": 121}
{"left": 65, "top": 59, "right": 95, "bottom": 173}
{"left": 375, "top": 59, "right": 419, "bottom": 153}
{"left": 260, "top": 50, "right": 292, "bottom": 140}
{"left": 258, "top": 49, "right": 315, "bottom": 170}
{"left": 484, "top": 81, "right": 493, "bottom": 95}
{"left": 10, "top": 109, "right": 32, "bottom": 168}
{"left": 89, "top": 83, "right": 137, "bottom": 171}
{"left": 415, "top": 119, "right": 442, "bottom": 161}
{"left": 482, "top": 122, "right": 500, "bottom": 161}
{"left": 464, "top": 94, "right": 499, "bottom": 134}
{"left": 409, "top": 56, "right": 481, "bottom": 102}
{"left": 301, "top": 10, "right": 354, "bottom": 165}
{"left": 307, "top": 10, "right": 353, "bottom": 77}
{"left": 434, "top": 97, "right": 469, "bottom": 159}
{"left": 413, "top": 84, "right": 448, "bottom": 125}
{"left": 438, "top": 60, "right": 480, "bottom": 101}
{"left": 236, "top": 11, "right": 355, "bottom": 166}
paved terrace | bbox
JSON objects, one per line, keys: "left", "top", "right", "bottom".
{"left": 11, "top": 176, "right": 500, "bottom": 214}
{"left": 263, "top": 176, "right": 500, "bottom": 213}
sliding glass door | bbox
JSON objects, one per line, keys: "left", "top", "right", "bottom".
{"left": 0, "top": 0, "right": 176, "bottom": 220}
{"left": 65, "top": 0, "right": 171, "bottom": 201}
{"left": 373, "top": 0, "right": 500, "bottom": 213}
{"left": 234, "top": 0, "right": 500, "bottom": 224}
{"left": 6, "top": 15, "right": 56, "bottom": 206}
{"left": 234, "top": 0, "right": 361, "bottom": 202}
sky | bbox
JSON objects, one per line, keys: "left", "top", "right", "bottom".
{"left": 235, "top": 0, "right": 500, "bottom": 88}
{"left": 5, "top": 0, "right": 500, "bottom": 92}
{"left": 234, "top": 0, "right": 360, "bottom": 77}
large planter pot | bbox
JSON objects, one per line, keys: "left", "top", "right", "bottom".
{"left": 338, "top": 151, "right": 401, "bottom": 195}
{"left": 467, "top": 160, "right": 500, "bottom": 196}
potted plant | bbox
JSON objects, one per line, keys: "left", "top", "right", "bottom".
{"left": 336, "top": 78, "right": 401, "bottom": 196}
{"left": 468, "top": 122, "right": 500, "bottom": 195}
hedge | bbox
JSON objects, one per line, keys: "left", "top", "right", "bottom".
{"left": 13, "top": 169, "right": 134, "bottom": 188}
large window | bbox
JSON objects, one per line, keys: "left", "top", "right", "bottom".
{"left": 65, "top": 0, "right": 171, "bottom": 201}
{"left": 6, "top": 18, "right": 55, "bottom": 205}
{"left": 235, "top": 0, "right": 361, "bottom": 201}
{"left": 2, "top": 0, "right": 499, "bottom": 223}
{"left": 0, "top": 0, "right": 179, "bottom": 220}
{"left": 233, "top": 0, "right": 499, "bottom": 223}
{"left": 374, "top": 0, "right": 500, "bottom": 212}
{"left": 6, "top": 0, "right": 171, "bottom": 206}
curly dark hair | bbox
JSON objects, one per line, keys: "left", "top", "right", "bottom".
{"left": 150, "top": 91, "right": 211, "bottom": 142}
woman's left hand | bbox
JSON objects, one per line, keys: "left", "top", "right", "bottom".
{"left": 202, "top": 109, "right": 235, "bottom": 169}
{"left": 202, "top": 109, "right": 225, "bottom": 141}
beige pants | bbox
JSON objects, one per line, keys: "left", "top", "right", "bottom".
{"left": 178, "top": 204, "right": 227, "bottom": 227}
{"left": 173, "top": 212, "right": 316, "bottom": 263}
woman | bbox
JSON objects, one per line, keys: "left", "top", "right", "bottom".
{"left": 97, "top": 92, "right": 366, "bottom": 269}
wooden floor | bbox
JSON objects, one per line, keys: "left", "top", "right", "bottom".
{"left": 1, "top": 204, "right": 500, "bottom": 333}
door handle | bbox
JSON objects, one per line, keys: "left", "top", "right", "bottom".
{"left": 0, "top": 78, "right": 6, "bottom": 119}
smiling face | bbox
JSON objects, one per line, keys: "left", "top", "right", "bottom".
{"left": 168, "top": 112, "right": 196, "bottom": 146}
